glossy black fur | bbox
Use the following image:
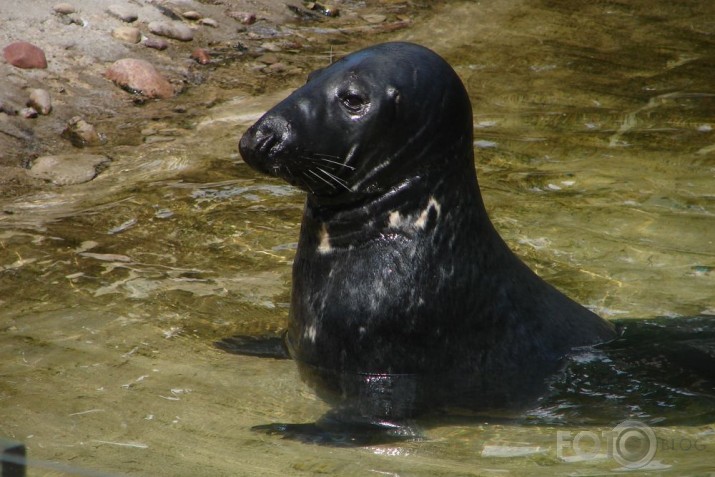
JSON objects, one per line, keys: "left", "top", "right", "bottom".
{"left": 239, "top": 42, "right": 616, "bottom": 421}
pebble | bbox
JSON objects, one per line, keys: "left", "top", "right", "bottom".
{"left": 20, "top": 107, "right": 38, "bottom": 119}
{"left": 148, "top": 21, "right": 194, "bottom": 41}
{"left": 362, "top": 14, "right": 387, "bottom": 23}
{"left": 226, "top": 11, "right": 256, "bottom": 25}
{"left": 112, "top": 26, "right": 141, "bottom": 44}
{"left": 260, "top": 42, "right": 282, "bottom": 52}
{"left": 28, "top": 154, "right": 111, "bottom": 185}
{"left": 61, "top": 116, "right": 105, "bottom": 147}
{"left": 307, "top": 2, "right": 339, "bottom": 17}
{"left": 200, "top": 18, "right": 218, "bottom": 28}
{"left": 57, "top": 14, "right": 84, "bottom": 26}
{"left": 191, "top": 48, "right": 210, "bottom": 65}
{"left": 53, "top": 3, "right": 76, "bottom": 14}
{"left": 107, "top": 4, "right": 138, "bottom": 23}
{"left": 105, "top": 58, "right": 174, "bottom": 99}
{"left": 27, "top": 89, "right": 52, "bottom": 115}
{"left": 281, "top": 40, "right": 303, "bottom": 51}
{"left": 3, "top": 41, "right": 48, "bottom": 69}
{"left": 144, "top": 37, "right": 168, "bottom": 51}
{"left": 257, "top": 53, "right": 279, "bottom": 65}
{"left": 182, "top": 11, "right": 202, "bottom": 20}
{"left": 265, "top": 62, "right": 287, "bottom": 74}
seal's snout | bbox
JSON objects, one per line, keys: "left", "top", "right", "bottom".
{"left": 239, "top": 115, "right": 293, "bottom": 175}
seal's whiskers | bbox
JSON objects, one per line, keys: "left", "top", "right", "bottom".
{"left": 301, "top": 154, "right": 355, "bottom": 170}
{"left": 306, "top": 169, "right": 337, "bottom": 190}
{"left": 316, "top": 167, "right": 351, "bottom": 192}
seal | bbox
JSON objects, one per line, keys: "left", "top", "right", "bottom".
{"left": 238, "top": 42, "right": 616, "bottom": 424}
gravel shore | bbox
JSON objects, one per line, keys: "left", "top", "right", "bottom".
{"left": 0, "top": 0, "right": 418, "bottom": 196}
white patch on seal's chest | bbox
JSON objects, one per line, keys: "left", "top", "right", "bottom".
{"left": 388, "top": 210, "right": 407, "bottom": 228}
{"left": 388, "top": 196, "right": 442, "bottom": 231}
{"left": 317, "top": 224, "right": 332, "bottom": 254}
{"left": 415, "top": 197, "right": 441, "bottom": 229}
{"left": 304, "top": 324, "right": 317, "bottom": 343}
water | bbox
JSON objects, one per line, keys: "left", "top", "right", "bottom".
{"left": 1, "top": 0, "right": 715, "bottom": 475}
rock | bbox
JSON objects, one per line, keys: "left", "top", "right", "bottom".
{"left": 182, "top": 11, "right": 202, "bottom": 20}
{"left": 20, "top": 107, "right": 38, "bottom": 119}
{"left": 3, "top": 41, "right": 48, "bottom": 69}
{"left": 191, "top": 48, "right": 210, "bottom": 65}
{"left": 323, "top": 6, "right": 339, "bottom": 17}
{"left": 307, "top": 2, "right": 339, "bottom": 17}
{"left": 27, "top": 89, "right": 52, "bottom": 115}
{"left": 362, "top": 14, "right": 387, "bottom": 23}
{"left": 105, "top": 58, "right": 174, "bottom": 99}
{"left": 226, "top": 11, "right": 256, "bottom": 25}
{"left": 265, "top": 62, "right": 287, "bottom": 74}
{"left": 144, "top": 37, "right": 168, "bottom": 50}
{"left": 28, "top": 154, "right": 111, "bottom": 185}
{"left": 58, "top": 14, "right": 84, "bottom": 26}
{"left": 257, "top": 53, "right": 279, "bottom": 65}
{"left": 53, "top": 3, "right": 76, "bottom": 14}
{"left": 281, "top": 40, "right": 303, "bottom": 51}
{"left": 260, "top": 42, "right": 282, "bottom": 52}
{"left": 112, "top": 26, "right": 141, "bottom": 43}
{"left": 61, "top": 116, "right": 105, "bottom": 147}
{"left": 107, "top": 4, "right": 138, "bottom": 23}
{"left": 148, "top": 21, "right": 194, "bottom": 41}
{"left": 200, "top": 18, "right": 218, "bottom": 28}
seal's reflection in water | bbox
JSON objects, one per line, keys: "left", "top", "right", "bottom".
{"left": 219, "top": 316, "right": 715, "bottom": 445}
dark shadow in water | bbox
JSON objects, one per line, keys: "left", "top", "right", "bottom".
{"left": 527, "top": 315, "right": 715, "bottom": 427}
{"left": 215, "top": 334, "right": 290, "bottom": 359}
{"left": 217, "top": 315, "right": 715, "bottom": 445}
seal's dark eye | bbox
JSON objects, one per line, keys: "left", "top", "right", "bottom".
{"left": 339, "top": 92, "right": 368, "bottom": 114}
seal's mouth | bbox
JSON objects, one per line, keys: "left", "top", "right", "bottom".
{"left": 240, "top": 123, "right": 355, "bottom": 197}
{"left": 239, "top": 127, "right": 304, "bottom": 188}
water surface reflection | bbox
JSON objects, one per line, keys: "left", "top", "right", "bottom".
{"left": 1, "top": 0, "right": 714, "bottom": 475}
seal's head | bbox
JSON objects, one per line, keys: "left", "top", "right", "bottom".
{"left": 239, "top": 42, "right": 474, "bottom": 204}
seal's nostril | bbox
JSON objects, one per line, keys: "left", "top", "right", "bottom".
{"left": 255, "top": 131, "right": 277, "bottom": 154}
{"left": 239, "top": 115, "right": 292, "bottom": 162}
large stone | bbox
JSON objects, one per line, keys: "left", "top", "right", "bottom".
{"left": 182, "top": 11, "right": 202, "bottom": 20}
{"left": 28, "top": 154, "right": 111, "bottom": 185}
{"left": 61, "top": 116, "right": 105, "bottom": 147}
{"left": 148, "top": 21, "right": 194, "bottom": 41}
{"left": 191, "top": 47, "right": 210, "bottom": 64}
{"left": 107, "top": 4, "right": 138, "bottom": 22}
{"left": 53, "top": 3, "right": 76, "bottom": 14}
{"left": 112, "top": 26, "right": 141, "bottom": 43}
{"left": 3, "top": 41, "right": 48, "bottom": 69}
{"left": 144, "top": 37, "right": 168, "bottom": 50}
{"left": 105, "top": 58, "right": 174, "bottom": 99}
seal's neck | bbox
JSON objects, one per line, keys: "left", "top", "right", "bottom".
{"left": 302, "top": 163, "right": 489, "bottom": 248}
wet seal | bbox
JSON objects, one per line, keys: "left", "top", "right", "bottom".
{"left": 235, "top": 41, "right": 616, "bottom": 442}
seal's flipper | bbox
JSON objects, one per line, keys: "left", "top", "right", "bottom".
{"left": 252, "top": 410, "right": 422, "bottom": 446}
{"left": 215, "top": 334, "right": 290, "bottom": 359}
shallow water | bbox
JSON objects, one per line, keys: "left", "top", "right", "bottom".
{"left": 1, "top": 0, "right": 715, "bottom": 475}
